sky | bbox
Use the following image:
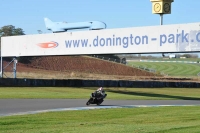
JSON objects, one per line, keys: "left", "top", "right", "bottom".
{"left": 1, "top": 0, "right": 200, "bottom": 56}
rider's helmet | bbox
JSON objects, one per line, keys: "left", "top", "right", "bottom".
{"left": 97, "top": 87, "right": 104, "bottom": 93}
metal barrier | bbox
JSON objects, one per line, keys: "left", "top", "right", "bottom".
{"left": 1, "top": 78, "right": 200, "bottom": 88}
{"left": 161, "top": 72, "right": 168, "bottom": 76}
{"left": 197, "top": 72, "right": 200, "bottom": 77}
{"left": 132, "top": 65, "right": 157, "bottom": 74}
{"left": 89, "top": 55, "right": 127, "bottom": 65}
{"left": 133, "top": 65, "right": 170, "bottom": 76}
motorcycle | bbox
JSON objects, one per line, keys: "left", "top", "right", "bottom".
{"left": 86, "top": 92, "right": 107, "bottom": 106}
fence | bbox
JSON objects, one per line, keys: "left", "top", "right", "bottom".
{"left": 131, "top": 65, "right": 156, "bottom": 73}
{"left": 140, "top": 60, "right": 200, "bottom": 64}
{"left": 198, "top": 72, "right": 200, "bottom": 77}
{"left": 89, "top": 55, "right": 127, "bottom": 65}
{"left": 2, "top": 56, "right": 156, "bottom": 80}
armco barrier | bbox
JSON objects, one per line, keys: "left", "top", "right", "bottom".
{"left": 0, "top": 78, "right": 199, "bottom": 88}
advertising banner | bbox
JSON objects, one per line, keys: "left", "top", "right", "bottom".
{"left": 1, "top": 22, "right": 200, "bottom": 57}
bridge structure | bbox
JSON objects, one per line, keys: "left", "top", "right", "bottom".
{"left": 1, "top": 18, "right": 200, "bottom": 78}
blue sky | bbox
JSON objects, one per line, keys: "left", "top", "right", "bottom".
{"left": 1, "top": 0, "right": 200, "bottom": 34}
{"left": 1, "top": 0, "right": 200, "bottom": 56}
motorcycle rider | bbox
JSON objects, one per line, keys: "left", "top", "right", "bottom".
{"left": 91, "top": 87, "right": 107, "bottom": 99}
{"left": 86, "top": 87, "right": 107, "bottom": 106}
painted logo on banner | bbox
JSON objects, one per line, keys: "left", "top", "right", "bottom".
{"left": 37, "top": 41, "right": 59, "bottom": 48}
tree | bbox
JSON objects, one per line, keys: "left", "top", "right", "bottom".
{"left": 0, "top": 25, "right": 25, "bottom": 36}
{"left": 0, "top": 25, "right": 25, "bottom": 48}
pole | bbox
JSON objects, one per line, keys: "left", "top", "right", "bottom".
{"left": 160, "top": 14, "right": 163, "bottom": 58}
{"left": 13, "top": 58, "right": 17, "bottom": 78}
{"left": 160, "top": 14, "right": 163, "bottom": 25}
{"left": 0, "top": 52, "right": 2, "bottom": 78}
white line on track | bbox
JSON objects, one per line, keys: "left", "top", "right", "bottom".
{"left": 0, "top": 104, "right": 199, "bottom": 117}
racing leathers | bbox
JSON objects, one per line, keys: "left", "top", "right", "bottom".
{"left": 91, "top": 87, "right": 107, "bottom": 99}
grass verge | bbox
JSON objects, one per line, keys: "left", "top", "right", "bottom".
{"left": 0, "top": 87, "right": 200, "bottom": 100}
{"left": 127, "top": 61, "right": 200, "bottom": 77}
{"left": 0, "top": 106, "right": 200, "bottom": 133}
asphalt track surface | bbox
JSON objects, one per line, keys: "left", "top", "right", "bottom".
{"left": 1, "top": 99, "right": 200, "bottom": 117}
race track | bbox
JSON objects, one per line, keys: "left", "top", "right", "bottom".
{"left": 1, "top": 99, "right": 200, "bottom": 117}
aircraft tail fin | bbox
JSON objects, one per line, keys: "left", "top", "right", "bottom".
{"left": 44, "top": 18, "right": 54, "bottom": 30}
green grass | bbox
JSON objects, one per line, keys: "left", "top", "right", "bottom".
{"left": 1, "top": 106, "right": 200, "bottom": 133}
{"left": 1, "top": 87, "right": 200, "bottom": 100}
{"left": 1, "top": 87, "right": 200, "bottom": 132}
{"left": 128, "top": 61, "right": 200, "bottom": 77}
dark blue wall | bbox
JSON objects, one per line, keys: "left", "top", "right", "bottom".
{"left": 0, "top": 78, "right": 199, "bottom": 88}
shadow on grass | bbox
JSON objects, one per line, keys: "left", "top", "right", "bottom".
{"left": 106, "top": 89, "right": 200, "bottom": 100}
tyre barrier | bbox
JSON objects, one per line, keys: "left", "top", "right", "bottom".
{"left": 0, "top": 78, "right": 199, "bottom": 88}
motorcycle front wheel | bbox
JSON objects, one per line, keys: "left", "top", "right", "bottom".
{"left": 86, "top": 98, "right": 92, "bottom": 105}
{"left": 86, "top": 101, "right": 90, "bottom": 105}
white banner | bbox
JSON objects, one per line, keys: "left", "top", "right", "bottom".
{"left": 1, "top": 22, "right": 200, "bottom": 57}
